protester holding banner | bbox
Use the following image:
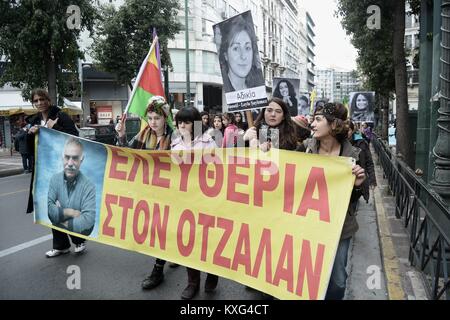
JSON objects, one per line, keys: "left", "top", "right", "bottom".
{"left": 302, "top": 102, "right": 366, "bottom": 300}
{"left": 243, "top": 97, "right": 298, "bottom": 152}
{"left": 216, "top": 13, "right": 263, "bottom": 92}
{"left": 171, "top": 107, "right": 216, "bottom": 151}
{"left": 273, "top": 80, "right": 298, "bottom": 116}
{"left": 26, "top": 88, "right": 84, "bottom": 257}
{"left": 221, "top": 113, "right": 239, "bottom": 148}
{"left": 170, "top": 106, "right": 219, "bottom": 299}
{"left": 115, "top": 96, "right": 176, "bottom": 290}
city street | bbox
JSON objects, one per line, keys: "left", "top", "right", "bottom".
{"left": 0, "top": 171, "right": 390, "bottom": 300}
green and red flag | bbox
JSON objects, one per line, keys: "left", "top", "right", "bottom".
{"left": 125, "top": 35, "right": 165, "bottom": 118}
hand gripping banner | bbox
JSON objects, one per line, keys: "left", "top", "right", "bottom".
{"left": 33, "top": 128, "right": 355, "bottom": 300}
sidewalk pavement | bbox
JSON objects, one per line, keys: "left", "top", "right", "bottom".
{"left": 0, "top": 148, "right": 27, "bottom": 178}
{"left": 371, "top": 145, "right": 429, "bottom": 300}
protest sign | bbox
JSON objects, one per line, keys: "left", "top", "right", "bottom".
{"left": 33, "top": 128, "right": 355, "bottom": 299}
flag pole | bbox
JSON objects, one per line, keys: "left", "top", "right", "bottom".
{"left": 123, "top": 36, "right": 159, "bottom": 116}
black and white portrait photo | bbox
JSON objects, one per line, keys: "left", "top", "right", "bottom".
{"left": 272, "top": 78, "right": 300, "bottom": 116}
{"left": 349, "top": 92, "right": 375, "bottom": 123}
{"left": 213, "top": 11, "right": 267, "bottom": 112}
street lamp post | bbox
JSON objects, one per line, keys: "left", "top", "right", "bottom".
{"left": 429, "top": 0, "right": 450, "bottom": 203}
{"left": 185, "top": 0, "right": 190, "bottom": 108}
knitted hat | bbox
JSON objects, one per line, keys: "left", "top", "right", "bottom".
{"left": 291, "top": 115, "right": 310, "bottom": 131}
{"left": 146, "top": 96, "right": 175, "bottom": 130}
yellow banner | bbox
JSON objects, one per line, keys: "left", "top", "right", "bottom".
{"left": 34, "top": 128, "right": 355, "bottom": 300}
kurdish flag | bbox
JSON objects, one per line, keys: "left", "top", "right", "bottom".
{"left": 125, "top": 36, "right": 165, "bottom": 117}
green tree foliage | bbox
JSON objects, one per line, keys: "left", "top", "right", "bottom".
{"left": 0, "top": 0, "right": 97, "bottom": 103}
{"left": 336, "top": 0, "right": 395, "bottom": 140}
{"left": 337, "top": 0, "right": 415, "bottom": 165}
{"left": 91, "top": 0, "right": 181, "bottom": 89}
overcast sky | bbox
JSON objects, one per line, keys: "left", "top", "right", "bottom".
{"left": 303, "top": 0, "right": 358, "bottom": 71}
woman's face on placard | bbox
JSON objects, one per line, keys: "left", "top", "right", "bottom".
{"left": 356, "top": 94, "right": 368, "bottom": 110}
{"left": 279, "top": 82, "right": 289, "bottom": 97}
{"left": 226, "top": 30, "right": 253, "bottom": 79}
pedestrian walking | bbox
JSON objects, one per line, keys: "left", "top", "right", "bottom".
{"left": 11, "top": 113, "right": 33, "bottom": 173}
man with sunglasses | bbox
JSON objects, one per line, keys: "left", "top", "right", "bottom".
{"left": 46, "top": 137, "right": 96, "bottom": 257}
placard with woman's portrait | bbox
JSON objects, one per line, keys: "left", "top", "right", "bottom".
{"left": 213, "top": 11, "right": 267, "bottom": 112}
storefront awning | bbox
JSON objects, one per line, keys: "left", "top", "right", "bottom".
{"left": 61, "top": 98, "right": 83, "bottom": 115}
{"left": 0, "top": 91, "right": 35, "bottom": 116}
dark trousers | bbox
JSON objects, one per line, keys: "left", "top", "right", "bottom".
{"left": 21, "top": 153, "right": 33, "bottom": 171}
{"left": 155, "top": 258, "right": 166, "bottom": 266}
{"left": 186, "top": 267, "right": 218, "bottom": 285}
{"left": 52, "top": 228, "right": 85, "bottom": 250}
{"left": 325, "top": 237, "right": 351, "bottom": 300}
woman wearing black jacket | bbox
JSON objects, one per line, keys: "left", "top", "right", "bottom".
{"left": 26, "top": 88, "right": 82, "bottom": 258}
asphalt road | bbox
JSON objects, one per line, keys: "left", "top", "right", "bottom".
{"left": 0, "top": 173, "right": 389, "bottom": 300}
{"left": 0, "top": 173, "right": 264, "bottom": 300}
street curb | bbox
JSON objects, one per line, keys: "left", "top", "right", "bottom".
{"left": 373, "top": 186, "right": 405, "bottom": 300}
{"left": 0, "top": 168, "right": 25, "bottom": 178}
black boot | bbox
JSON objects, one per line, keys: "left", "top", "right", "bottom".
{"left": 181, "top": 268, "right": 200, "bottom": 299}
{"left": 142, "top": 264, "right": 164, "bottom": 290}
{"left": 204, "top": 273, "right": 218, "bottom": 293}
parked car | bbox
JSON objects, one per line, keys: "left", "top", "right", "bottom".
{"left": 85, "top": 123, "right": 117, "bottom": 145}
{"left": 81, "top": 117, "right": 141, "bottom": 146}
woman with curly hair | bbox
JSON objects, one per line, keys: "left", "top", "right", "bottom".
{"left": 301, "top": 102, "right": 366, "bottom": 300}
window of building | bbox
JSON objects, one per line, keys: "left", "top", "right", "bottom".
{"left": 405, "top": 12, "right": 412, "bottom": 28}
{"left": 405, "top": 35, "right": 412, "bottom": 49}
